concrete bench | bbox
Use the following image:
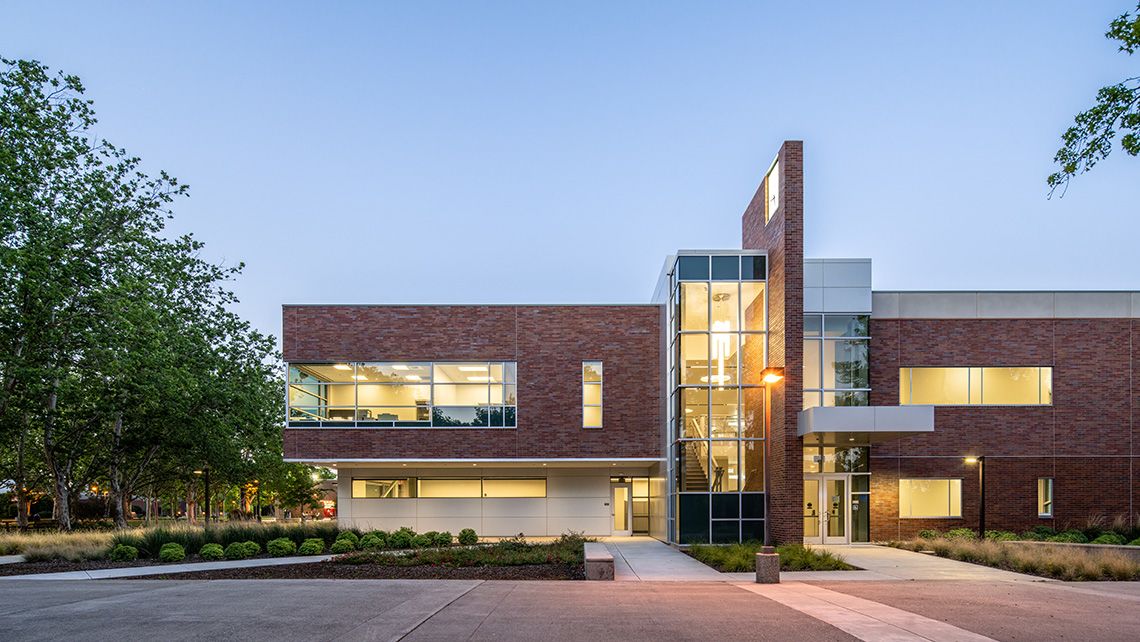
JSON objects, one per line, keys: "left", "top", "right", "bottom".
{"left": 584, "top": 543, "right": 614, "bottom": 581}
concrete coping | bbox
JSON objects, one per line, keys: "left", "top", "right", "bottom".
{"left": 584, "top": 542, "right": 613, "bottom": 562}
{"left": 584, "top": 543, "right": 614, "bottom": 581}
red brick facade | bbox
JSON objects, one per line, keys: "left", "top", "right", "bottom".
{"left": 870, "top": 317, "right": 1140, "bottom": 539}
{"left": 282, "top": 305, "right": 662, "bottom": 460}
{"left": 742, "top": 141, "right": 804, "bottom": 543}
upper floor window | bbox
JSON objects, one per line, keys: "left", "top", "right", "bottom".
{"left": 583, "top": 361, "right": 603, "bottom": 428}
{"left": 287, "top": 361, "right": 517, "bottom": 427}
{"left": 899, "top": 367, "right": 1052, "bottom": 406}
{"left": 803, "top": 314, "right": 870, "bottom": 409}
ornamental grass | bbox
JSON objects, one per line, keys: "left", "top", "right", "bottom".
{"left": 892, "top": 538, "right": 1140, "bottom": 581}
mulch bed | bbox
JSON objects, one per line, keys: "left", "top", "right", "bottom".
{"left": 130, "top": 561, "right": 585, "bottom": 581}
{"left": 0, "top": 558, "right": 157, "bottom": 577}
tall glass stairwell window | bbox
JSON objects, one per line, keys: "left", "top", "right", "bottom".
{"left": 803, "top": 314, "right": 870, "bottom": 409}
{"left": 669, "top": 253, "right": 767, "bottom": 544}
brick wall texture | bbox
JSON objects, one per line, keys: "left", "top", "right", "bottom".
{"left": 742, "top": 141, "right": 804, "bottom": 543}
{"left": 870, "top": 317, "right": 1140, "bottom": 539}
{"left": 283, "top": 305, "right": 662, "bottom": 460}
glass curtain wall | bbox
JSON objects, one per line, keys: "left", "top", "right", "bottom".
{"left": 669, "top": 253, "right": 767, "bottom": 543}
{"left": 803, "top": 314, "right": 871, "bottom": 409}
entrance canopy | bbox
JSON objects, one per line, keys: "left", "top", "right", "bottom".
{"left": 797, "top": 405, "right": 934, "bottom": 445}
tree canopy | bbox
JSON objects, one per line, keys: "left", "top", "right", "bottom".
{"left": 1049, "top": 3, "right": 1140, "bottom": 193}
{"left": 0, "top": 57, "right": 313, "bottom": 529}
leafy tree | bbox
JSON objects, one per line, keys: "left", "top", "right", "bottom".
{"left": 0, "top": 57, "right": 282, "bottom": 529}
{"left": 1049, "top": 3, "right": 1140, "bottom": 193}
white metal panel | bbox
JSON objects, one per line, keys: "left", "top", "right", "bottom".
{"left": 977, "top": 292, "right": 1055, "bottom": 318}
{"left": 803, "top": 260, "right": 825, "bottom": 287}
{"left": 546, "top": 497, "right": 609, "bottom": 518}
{"left": 822, "top": 287, "right": 872, "bottom": 313}
{"left": 804, "top": 287, "right": 824, "bottom": 312}
{"left": 1054, "top": 292, "right": 1131, "bottom": 318}
{"left": 897, "top": 292, "right": 977, "bottom": 318}
{"left": 482, "top": 517, "right": 547, "bottom": 536}
{"left": 546, "top": 473, "right": 609, "bottom": 497}
{"left": 417, "top": 517, "right": 480, "bottom": 534}
{"left": 482, "top": 498, "right": 547, "bottom": 518}
{"left": 349, "top": 499, "right": 417, "bottom": 519}
{"left": 415, "top": 498, "right": 482, "bottom": 518}
{"left": 548, "top": 516, "right": 612, "bottom": 536}
{"left": 871, "top": 292, "right": 899, "bottom": 319}
{"left": 822, "top": 260, "right": 872, "bottom": 288}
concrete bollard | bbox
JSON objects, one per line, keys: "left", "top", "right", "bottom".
{"left": 755, "top": 546, "right": 780, "bottom": 584}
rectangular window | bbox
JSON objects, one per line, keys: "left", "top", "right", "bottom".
{"left": 351, "top": 479, "right": 414, "bottom": 498}
{"left": 899, "top": 479, "right": 962, "bottom": 518}
{"left": 418, "top": 478, "right": 481, "bottom": 498}
{"left": 1038, "top": 478, "right": 1053, "bottom": 517}
{"left": 481, "top": 478, "right": 547, "bottom": 498}
{"left": 286, "top": 361, "right": 517, "bottom": 428}
{"left": 765, "top": 158, "right": 779, "bottom": 222}
{"left": 900, "top": 367, "right": 1052, "bottom": 406}
{"left": 803, "top": 314, "right": 871, "bottom": 409}
{"left": 583, "top": 361, "right": 603, "bottom": 428}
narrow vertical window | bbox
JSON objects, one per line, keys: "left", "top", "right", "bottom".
{"left": 583, "top": 361, "right": 603, "bottom": 428}
{"left": 1037, "top": 478, "right": 1053, "bottom": 517}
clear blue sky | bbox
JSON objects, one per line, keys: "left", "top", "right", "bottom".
{"left": 4, "top": 2, "right": 1138, "bottom": 342}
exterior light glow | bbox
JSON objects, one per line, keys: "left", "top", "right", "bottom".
{"left": 762, "top": 373, "right": 783, "bottom": 384}
{"left": 333, "top": 364, "right": 352, "bottom": 370}
{"left": 193, "top": 470, "right": 204, "bottom": 475}
{"left": 964, "top": 457, "right": 979, "bottom": 464}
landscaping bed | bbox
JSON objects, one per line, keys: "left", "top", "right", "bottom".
{"left": 685, "top": 542, "right": 855, "bottom": 572}
{"left": 135, "top": 533, "right": 589, "bottom": 580}
{"left": 891, "top": 537, "right": 1140, "bottom": 581}
{"left": 132, "top": 561, "right": 583, "bottom": 580}
{"left": 0, "top": 558, "right": 157, "bottom": 577}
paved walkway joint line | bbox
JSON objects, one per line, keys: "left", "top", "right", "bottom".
{"left": 738, "top": 581, "right": 995, "bottom": 642}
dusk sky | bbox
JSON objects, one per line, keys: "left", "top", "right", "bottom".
{"left": 4, "top": 2, "right": 1139, "bottom": 343}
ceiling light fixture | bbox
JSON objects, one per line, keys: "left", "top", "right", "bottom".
{"left": 458, "top": 366, "right": 488, "bottom": 372}
{"left": 466, "top": 376, "right": 492, "bottom": 382}
{"left": 391, "top": 365, "right": 409, "bottom": 371}
{"left": 333, "top": 364, "right": 352, "bottom": 370}
{"left": 352, "top": 375, "right": 368, "bottom": 381}
{"left": 405, "top": 375, "right": 422, "bottom": 381}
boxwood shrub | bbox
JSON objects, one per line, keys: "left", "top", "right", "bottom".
{"left": 360, "top": 532, "right": 386, "bottom": 550}
{"left": 159, "top": 542, "right": 186, "bottom": 563}
{"left": 917, "top": 529, "right": 940, "bottom": 540}
{"left": 198, "top": 544, "right": 225, "bottom": 561}
{"left": 458, "top": 528, "right": 478, "bottom": 546}
{"left": 224, "top": 542, "right": 250, "bottom": 560}
{"left": 241, "top": 541, "right": 261, "bottom": 557}
{"left": 299, "top": 538, "right": 325, "bottom": 555}
{"left": 433, "top": 531, "right": 453, "bottom": 547}
{"left": 1048, "top": 530, "right": 1089, "bottom": 543}
{"left": 330, "top": 539, "right": 355, "bottom": 554}
{"left": 336, "top": 531, "right": 360, "bottom": 546}
{"left": 267, "top": 537, "right": 297, "bottom": 557}
{"left": 411, "top": 534, "right": 432, "bottom": 548}
{"left": 109, "top": 544, "right": 139, "bottom": 562}
{"left": 388, "top": 527, "right": 415, "bottom": 549}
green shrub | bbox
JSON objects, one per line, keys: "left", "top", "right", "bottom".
{"left": 360, "top": 532, "right": 387, "bottom": 550}
{"left": 458, "top": 528, "right": 478, "bottom": 546}
{"left": 388, "top": 527, "right": 415, "bottom": 549}
{"left": 1031, "top": 525, "right": 1057, "bottom": 537}
{"left": 330, "top": 539, "right": 356, "bottom": 554}
{"left": 433, "top": 531, "right": 453, "bottom": 547}
{"left": 1020, "top": 530, "right": 1047, "bottom": 541}
{"left": 410, "top": 534, "right": 431, "bottom": 548}
{"left": 159, "top": 542, "right": 186, "bottom": 563}
{"left": 1048, "top": 530, "right": 1089, "bottom": 544}
{"left": 944, "top": 528, "right": 977, "bottom": 540}
{"left": 110, "top": 521, "right": 341, "bottom": 558}
{"left": 198, "top": 543, "right": 224, "bottom": 561}
{"left": 224, "top": 542, "right": 250, "bottom": 560}
{"left": 423, "top": 531, "right": 440, "bottom": 545}
{"left": 267, "top": 537, "right": 297, "bottom": 557}
{"left": 1129, "top": 537, "right": 1140, "bottom": 547}
{"left": 335, "top": 532, "right": 591, "bottom": 568}
{"left": 985, "top": 530, "right": 1019, "bottom": 541}
{"left": 299, "top": 538, "right": 325, "bottom": 555}
{"left": 241, "top": 541, "right": 261, "bottom": 557}
{"left": 109, "top": 544, "right": 139, "bottom": 562}
{"left": 336, "top": 531, "right": 360, "bottom": 546}
{"left": 685, "top": 542, "right": 854, "bottom": 572}
{"left": 1092, "top": 532, "right": 1126, "bottom": 545}
{"left": 917, "top": 529, "right": 940, "bottom": 540}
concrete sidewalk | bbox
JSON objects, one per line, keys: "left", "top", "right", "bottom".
{"left": 603, "top": 537, "right": 726, "bottom": 581}
{"left": 0, "top": 554, "right": 334, "bottom": 580}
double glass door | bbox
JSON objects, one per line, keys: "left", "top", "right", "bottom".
{"left": 803, "top": 474, "right": 849, "bottom": 544}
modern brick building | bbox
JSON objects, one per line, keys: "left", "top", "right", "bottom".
{"left": 284, "top": 140, "right": 1140, "bottom": 544}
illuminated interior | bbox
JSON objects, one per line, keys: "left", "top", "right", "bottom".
{"left": 899, "top": 367, "right": 1053, "bottom": 405}
{"left": 898, "top": 479, "right": 962, "bottom": 518}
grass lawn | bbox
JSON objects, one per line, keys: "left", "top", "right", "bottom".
{"left": 686, "top": 542, "right": 855, "bottom": 572}
{"left": 892, "top": 538, "right": 1140, "bottom": 581}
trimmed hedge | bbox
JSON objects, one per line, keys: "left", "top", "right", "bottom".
{"left": 267, "top": 538, "right": 297, "bottom": 557}
{"left": 109, "top": 544, "right": 139, "bottom": 562}
{"left": 336, "top": 531, "right": 360, "bottom": 546}
{"left": 242, "top": 541, "right": 261, "bottom": 557}
{"left": 458, "top": 528, "right": 478, "bottom": 546}
{"left": 1092, "top": 532, "right": 1127, "bottom": 545}
{"left": 299, "top": 538, "right": 325, "bottom": 555}
{"left": 360, "top": 532, "right": 386, "bottom": 550}
{"left": 159, "top": 543, "right": 186, "bottom": 563}
{"left": 199, "top": 544, "right": 225, "bottom": 561}
{"left": 433, "top": 531, "right": 453, "bottom": 547}
{"left": 330, "top": 539, "right": 356, "bottom": 554}
{"left": 225, "top": 542, "right": 250, "bottom": 560}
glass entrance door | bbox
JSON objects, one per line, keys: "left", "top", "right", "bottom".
{"left": 803, "top": 474, "right": 849, "bottom": 544}
{"left": 611, "top": 483, "right": 632, "bottom": 536}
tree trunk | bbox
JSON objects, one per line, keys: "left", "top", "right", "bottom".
{"left": 108, "top": 415, "right": 129, "bottom": 529}
{"left": 41, "top": 379, "right": 72, "bottom": 530}
{"left": 14, "top": 416, "right": 29, "bottom": 531}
